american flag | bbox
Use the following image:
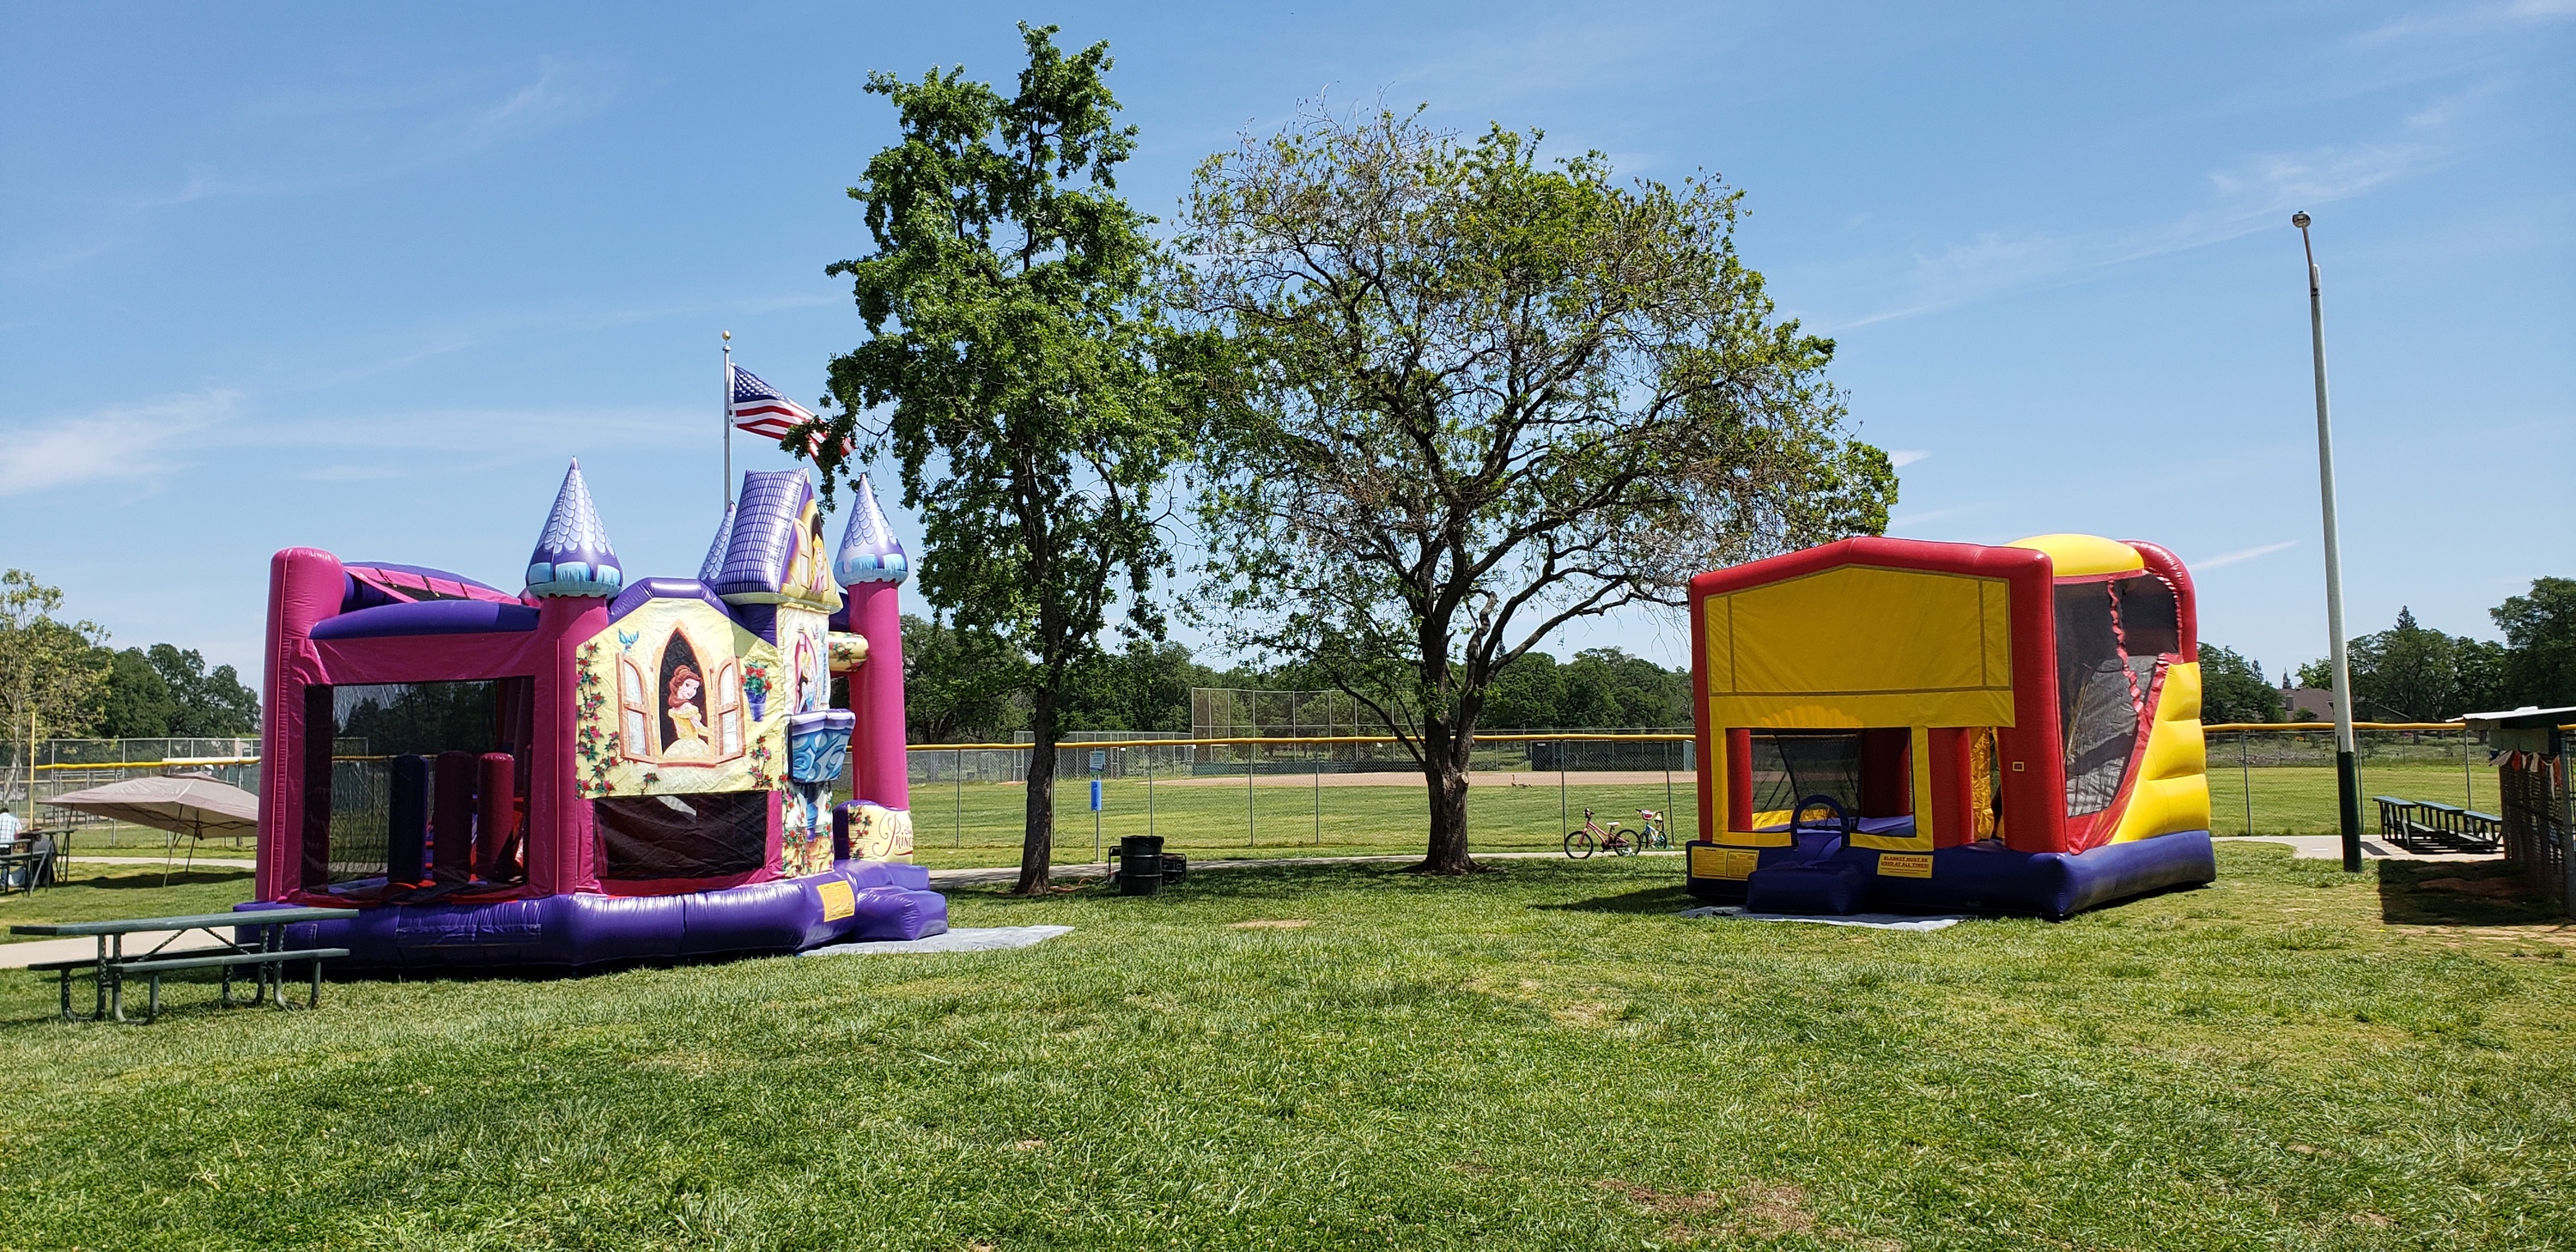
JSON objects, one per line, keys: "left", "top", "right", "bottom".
{"left": 729, "top": 367, "right": 818, "bottom": 441}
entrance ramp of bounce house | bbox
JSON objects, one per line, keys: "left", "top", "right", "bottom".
{"left": 243, "top": 461, "right": 949, "bottom": 973}
{"left": 1685, "top": 534, "right": 2216, "bottom": 920}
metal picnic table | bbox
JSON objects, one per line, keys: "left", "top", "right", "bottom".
{"left": 11, "top": 907, "right": 356, "bottom": 1023}
{"left": 0, "top": 848, "right": 47, "bottom": 896}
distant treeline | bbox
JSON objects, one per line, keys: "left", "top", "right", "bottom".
{"left": 893, "top": 615, "right": 1692, "bottom": 741}
{"left": 2202, "top": 577, "right": 2576, "bottom": 724}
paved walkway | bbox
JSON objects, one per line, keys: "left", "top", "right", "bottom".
{"left": 1, "top": 930, "right": 234, "bottom": 969}
{"left": 2215, "top": 836, "right": 2490, "bottom": 862}
{"left": 67, "top": 855, "right": 256, "bottom": 869}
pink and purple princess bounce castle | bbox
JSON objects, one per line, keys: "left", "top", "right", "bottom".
{"left": 243, "top": 461, "right": 945, "bottom": 971}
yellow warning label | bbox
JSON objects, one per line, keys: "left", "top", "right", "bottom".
{"left": 817, "top": 879, "right": 856, "bottom": 921}
{"left": 1876, "top": 853, "right": 1934, "bottom": 878}
{"left": 1691, "top": 846, "right": 1762, "bottom": 880}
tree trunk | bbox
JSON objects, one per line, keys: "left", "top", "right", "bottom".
{"left": 1015, "top": 686, "right": 1059, "bottom": 894}
{"left": 1417, "top": 715, "right": 1477, "bottom": 874}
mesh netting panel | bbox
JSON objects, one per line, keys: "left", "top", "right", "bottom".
{"left": 308, "top": 681, "right": 502, "bottom": 885}
{"left": 1750, "top": 732, "right": 1862, "bottom": 819}
{"left": 2058, "top": 584, "right": 2141, "bottom": 817}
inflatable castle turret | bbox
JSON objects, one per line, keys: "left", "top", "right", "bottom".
{"left": 526, "top": 460, "right": 623, "bottom": 598}
{"left": 832, "top": 477, "right": 911, "bottom": 853}
{"left": 245, "top": 459, "right": 945, "bottom": 972}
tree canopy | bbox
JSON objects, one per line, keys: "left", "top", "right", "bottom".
{"left": 807, "top": 25, "right": 1214, "bottom": 892}
{"left": 94, "top": 644, "right": 259, "bottom": 738}
{"left": 2291, "top": 581, "right": 2573, "bottom": 720}
{"left": 2196, "top": 644, "right": 2286, "bottom": 725}
{"left": 2493, "top": 576, "right": 2576, "bottom": 708}
{"left": 1174, "top": 107, "right": 1893, "bottom": 872}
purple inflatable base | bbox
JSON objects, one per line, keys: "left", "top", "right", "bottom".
{"left": 236, "top": 860, "right": 948, "bottom": 974}
{"left": 1685, "top": 831, "right": 2217, "bottom": 921}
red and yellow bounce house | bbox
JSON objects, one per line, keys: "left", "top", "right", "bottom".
{"left": 1685, "top": 533, "right": 2217, "bottom": 918}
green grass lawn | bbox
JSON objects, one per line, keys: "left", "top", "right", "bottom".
{"left": 2, "top": 844, "right": 2570, "bottom": 1250}
{"left": 2205, "top": 763, "right": 2496, "bottom": 839}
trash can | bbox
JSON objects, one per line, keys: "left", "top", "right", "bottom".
{"left": 1109, "top": 835, "right": 1166, "bottom": 896}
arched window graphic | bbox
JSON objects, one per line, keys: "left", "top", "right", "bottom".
{"left": 713, "top": 656, "right": 744, "bottom": 757}
{"left": 658, "top": 630, "right": 711, "bottom": 761}
{"left": 617, "top": 653, "right": 651, "bottom": 761}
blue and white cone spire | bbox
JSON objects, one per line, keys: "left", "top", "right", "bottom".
{"left": 526, "top": 459, "right": 623, "bottom": 598}
{"left": 832, "top": 476, "right": 909, "bottom": 586}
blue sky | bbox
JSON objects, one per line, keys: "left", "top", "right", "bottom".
{"left": 3, "top": 1, "right": 2568, "bottom": 687}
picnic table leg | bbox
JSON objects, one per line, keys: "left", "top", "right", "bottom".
{"left": 100, "top": 936, "right": 118, "bottom": 1023}
{"left": 262, "top": 923, "right": 287, "bottom": 1008}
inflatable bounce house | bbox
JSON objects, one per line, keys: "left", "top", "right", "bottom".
{"left": 245, "top": 461, "right": 946, "bottom": 971}
{"left": 1685, "top": 534, "right": 2216, "bottom": 918}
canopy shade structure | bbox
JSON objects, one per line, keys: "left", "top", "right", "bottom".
{"left": 45, "top": 775, "right": 259, "bottom": 839}
{"left": 46, "top": 774, "right": 263, "bottom": 883}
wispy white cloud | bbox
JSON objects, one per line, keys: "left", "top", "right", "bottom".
{"left": 303, "top": 290, "right": 839, "bottom": 391}
{"left": 1887, "top": 448, "right": 1931, "bottom": 468}
{"left": 2360, "top": 0, "right": 2575, "bottom": 44}
{"left": 425, "top": 57, "right": 620, "bottom": 161}
{"left": 1888, "top": 501, "right": 1988, "bottom": 529}
{"left": 1825, "top": 77, "right": 2499, "bottom": 331}
{"left": 301, "top": 464, "right": 406, "bottom": 482}
{"left": 2195, "top": 539, "right": 2299, "bottom": 569}
{"left": 0, "top": 392, "right": 238, "bottom": 496}
{"left": 8, "top": 57, "right": 623, "bottom": 277}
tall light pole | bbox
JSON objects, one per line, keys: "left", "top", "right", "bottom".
{"left": 2294, "top": 210, "right": 2364, "bottom": 872}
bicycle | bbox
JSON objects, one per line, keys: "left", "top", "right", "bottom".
{"left": 1631, "top": 808, "right": 1671, "bottom": 851}
{"left": 1563, "top": 807, "right": 1638, "bottom": 859}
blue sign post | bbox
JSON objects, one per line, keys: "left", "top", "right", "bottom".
{"left": 1091, "top": 778, "right": 1103, "bottom": 863}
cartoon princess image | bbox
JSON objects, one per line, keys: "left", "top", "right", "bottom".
{"left": 662, "top": 663, "right": 711, "bottom": 759}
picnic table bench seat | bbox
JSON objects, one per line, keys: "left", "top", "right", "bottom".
{"left": 12, "top": 906, "right": 357, "bottom": 1023}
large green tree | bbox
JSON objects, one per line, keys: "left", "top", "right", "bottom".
{"left": 2348, "top": 606, "right": 2463, "bottom": 720}
{"left": 805, "top": 26, "right": 1213, "bottom": 892}
{"left": 1176, "top": 108, "right": 1894, "bottom": 873}
{"left": 1058, "top": 638, "right": 1215, "bottom": 733}
{"left": 2196, "top": 644, "right": 2286, "bottom": 725}
{"left": 96, "top": 643, "right": 260, "bottom": 738}
{"left": 2493, "top": 576, "right": 2576, "bottom": 708}
{"left": 0, "top": 570, "right": 108, "bottom": 819}
{"left": 890, "top": 615, "right": 1028, "bottom": 744}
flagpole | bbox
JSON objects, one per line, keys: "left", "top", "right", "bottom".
{"left": 721, "top": 330, "right": 734, "bottom": 507}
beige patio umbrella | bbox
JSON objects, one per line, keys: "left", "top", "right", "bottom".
{"left": 44, "top": 774, "right": 259, "bottom": 884}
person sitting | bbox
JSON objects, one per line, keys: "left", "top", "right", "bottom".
{"left": 24, "top": 834, "right": 52, "bottom": 889}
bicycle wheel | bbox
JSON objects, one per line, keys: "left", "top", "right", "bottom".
{"left": 1564, "top": 830, "right": 1596, "bottom": 859}
{"left": 1609, "top": 832, "right": 1637, "bottom": 857}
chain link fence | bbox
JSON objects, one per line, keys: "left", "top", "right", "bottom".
{"left": 2203, "top": 726, "right": 2503, "bottom": 837}
{"left": 10, "top": 725, "right": 2560, "bottom": 867}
